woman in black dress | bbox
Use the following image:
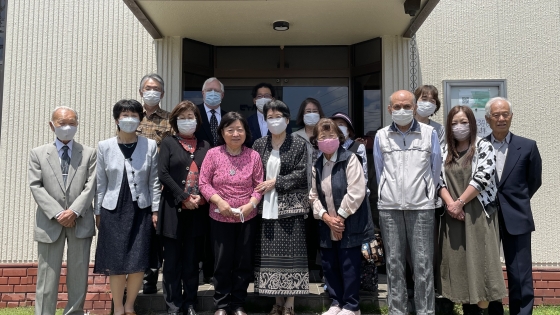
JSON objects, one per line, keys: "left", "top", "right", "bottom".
{"left": 94, "top": 99, "right": 161, "bottom": 315}
{"left": 157, "top": 101, "right": 211, "bottom": 315}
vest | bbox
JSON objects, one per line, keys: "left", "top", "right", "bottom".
{"left": 314, "top": 147, "right": 375, "bottom": 248}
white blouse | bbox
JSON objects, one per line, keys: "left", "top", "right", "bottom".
{"left": 262, "top": 150, "right": 281, "bottom": 219}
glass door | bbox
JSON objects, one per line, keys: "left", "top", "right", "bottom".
{"left": 218, "top": 78, "right": 349, "bottom": 133}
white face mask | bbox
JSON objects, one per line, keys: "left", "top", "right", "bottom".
{"left": 338, "top": 126, "right": 349, "bottom": 139}
{"left": 303, "top": 113, "right": 320, "bottom": 126}
{"left": 255, "top": 98, "right": 272, "bottom": 112}
{"left": 266, "top": 117, "right": 288, "bottom": 135}
{"left": 52, "top": 124, "right": 77, "bottom": 141}
{"left": 143, "top": 90, "right": 161, "bottom": 106}
{"left": 177, "top": 118, "right": 197, "bottom": 135}
{"left": 118, "top": 117, "right": 140, "bottom": 133}
{"left": 452, "top": 123, "right": 470, "bottom": 141}
{"left": 392, "top": 109, "right": 414, "bottom": 126}
{"left": 416, "top": 101, "right": 437, "bottom": 118}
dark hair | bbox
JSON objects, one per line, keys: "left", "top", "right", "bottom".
{"left": 251, "top": 82, "right": 276, "bottom": 99}
{"left": 310, "top": 118, "right": 345, "bottom": 150}
{"left": 295, "top": 98, "right": 325, "bottom": 127}
{"left": 445, "top": 105, "right": 478, "bottom": 167}
{"left": 169, "top": 100, "right": 202, "bottom": 134}
{"left": 217, "top": 112, "right": 252, "bottom": 147}
{"left": 263, "top": 100, "right": 290, "bottom": 120}
{"left": 113, "top": 99, "right": 144, "bottom": 121}
{"left": 414, "top": 85, "right": 441, "bottom": 116}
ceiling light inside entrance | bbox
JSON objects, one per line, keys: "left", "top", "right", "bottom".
{"left": 273, "top": 21, "right": 289, "bottom": 31}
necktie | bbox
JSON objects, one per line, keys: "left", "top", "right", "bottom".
{"left": 210, "top": 109, "right": 218, "bottom": 146}
{"left": 61, "top": 146, "right": 70, "bottom": 185}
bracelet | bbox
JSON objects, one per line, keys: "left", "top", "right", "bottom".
{"left": 250, "top": 201, "right": 257, "bottom": 209}
{"left": 457, "top": 198, "right": 465, "bottom": 206}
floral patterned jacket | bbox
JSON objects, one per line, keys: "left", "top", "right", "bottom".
{"left": 252, "top": 134, "right": 309, "bottom": 218}
{"left": 440, "top": 136, "right": 498, "bottom": 217}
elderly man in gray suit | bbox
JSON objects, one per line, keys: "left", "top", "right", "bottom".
{"left": 28, "top": 106, "right": 97, "bottom": 315}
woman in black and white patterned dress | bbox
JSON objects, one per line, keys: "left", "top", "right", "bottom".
{"left": 252, "top": 100, "right": 309, "bottom": 315}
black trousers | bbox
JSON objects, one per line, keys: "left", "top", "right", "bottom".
{"left": 211, "top": 218, "right": 257, "bottom": 311}
{"left": 487, "top": 210, "right": 534, "bottom": 315}
{"left": 202, "top": 218, "right": 215, "bottom": 279}
{"left": 161, "top": 234, "right": 203, "bottom": 312}
{"left": 320, "top": 242, "right": 362, "bottom": 311}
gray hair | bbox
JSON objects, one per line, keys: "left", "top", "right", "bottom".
{"left": 485, "top": 97, "right": 513, "bottom": 117}
{"left": 139, "top": 73, "right": 165, "bottom": 93}
{"left": 51, "top": 106, "right": 79, "bottom": 122}
{"left": 202, "top": 77, "right": 224, "bottom": 92}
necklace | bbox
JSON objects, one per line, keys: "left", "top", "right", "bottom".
{"left": 225, "top": 146, "right": 243, "bottom": 175}
{"left": 118, "top": 136, "right": 138, "bottom": 148}
{"left": 229, "top": 158, "right": 239, "bottom": 176}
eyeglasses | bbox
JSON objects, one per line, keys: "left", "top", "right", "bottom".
{"left": 143, "top": 86, "right": 162, "bottom": 92}
{"left": 391, "top": 104, "right": 414, "bottom": 110}
{"left": 204, "top": 88, "right": 222, "bottom": 93}
{"left": 224, "top": 128, "right": 245, "bottom": 135}
{"left": 490, "top": 112, "right": 511, "bottom": 119}
{"left": 256, "top": 94, "right": 272, "bottom": 99}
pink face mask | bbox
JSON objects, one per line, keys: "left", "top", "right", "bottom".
{"left": 318, "top": 138, "right": 340, "bottom": 155}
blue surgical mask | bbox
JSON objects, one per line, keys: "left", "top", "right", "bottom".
{"left": 204, "top": 91, "right": 222, "bottom": 107}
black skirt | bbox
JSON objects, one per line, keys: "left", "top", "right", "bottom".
{"left": 94, "top": 172, "right": 153, "bottom": 275}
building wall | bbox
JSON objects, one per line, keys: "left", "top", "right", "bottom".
{"left": 415, "top": 0, "right": 560, "bottom": 265}
{"left": 0, "top": 0, "right": 157, "bottom": 262}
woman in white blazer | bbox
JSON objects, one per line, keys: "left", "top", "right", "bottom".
{"left": 94, "top": 99, "right": 161, "bottom": 315}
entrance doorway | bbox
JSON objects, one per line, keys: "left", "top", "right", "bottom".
{"left": 181, "top": 38, "right": 383, "bottom": 137}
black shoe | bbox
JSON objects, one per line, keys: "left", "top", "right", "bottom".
{"left": 185, "top": 306, "right": 197, "bottom": 315}
{"left": 143, "top": 268, "right": 159, "bottom": 294}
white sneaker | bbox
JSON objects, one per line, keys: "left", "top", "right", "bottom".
{"left": 337, "top": 309, "right": 361, "bottom": 315}
{"left": 321, "top": 306, "right": 342, "bottom": 315}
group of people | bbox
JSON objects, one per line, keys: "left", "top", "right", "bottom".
{"left": 28, "top": 73, "right": 542, "bottom": 315}
{"left": 374, "top": 88, "right": 542, "bottom": 315}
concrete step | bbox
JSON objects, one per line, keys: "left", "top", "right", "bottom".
{"left": 136, "top": 274, "right": 388, "bottom": 314}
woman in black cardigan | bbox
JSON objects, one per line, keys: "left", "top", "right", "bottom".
{"left": 157, "top": 101, "right": 211, "bottom": 315}
{"left": 252, "top": 100, "right": 309, "bottom": 315}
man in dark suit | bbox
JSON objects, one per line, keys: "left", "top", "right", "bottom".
{"left": 246, "top": 82, "right": 291, "bottom": 147}
{"left": 194, "top": 77, "right": 228, "bottom": 283}
{"left": 195, "top": 77, "right": 228, "bottom": 148}
{"left": 485, "top": 97, "right": 542, "bottom": 315}
{"left": 247, "top": 82, "right": 275, "bottom": 147}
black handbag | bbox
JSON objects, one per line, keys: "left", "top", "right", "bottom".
{"left": 361, "top": 233, "right": 385, "bottom": 266}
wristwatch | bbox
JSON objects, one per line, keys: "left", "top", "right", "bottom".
{"left": 250, "top": 201, "right": 258, "bottom": 209}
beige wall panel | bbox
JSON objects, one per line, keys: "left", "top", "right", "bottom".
{"left": 416, "top": 0, "right": 560, "bottom": 265}
{"left": 382, "top": 35, "right": 412, "bottom": 124}
{"left": 156, "top": 36, "right": 183, "bottom": 111}
{"left": 0, "top": 0, "right": 157, "bottom": 262}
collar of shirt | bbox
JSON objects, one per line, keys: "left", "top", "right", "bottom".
{"left": 143, "top": 106, "right": 166, "bottom": 119}
{"left": 55, "top": 138, "right": 73, "bottom": 158}
{"left": 257, "top": 111, "right": 268, "bottom": 136}
{"left": 204, "top": 104, "right": 222, "bottom": 117}
{"left": 390, "top": 119, "right": 418, "bottom": 136}
{"left": 491, "top": 132, "right": 511, "bottom": 144}
{"left": 342, "top": 138, "right": 353, "bottom": 149}
{"left": 322, "top": 150, "right": 338, "bottom": 166}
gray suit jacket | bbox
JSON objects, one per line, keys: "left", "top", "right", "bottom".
{"left": 95, "top": 136, "right": 160, "bottom": 215}
{"left": 29, "top": 141, "right": 97, "bottom": 243}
